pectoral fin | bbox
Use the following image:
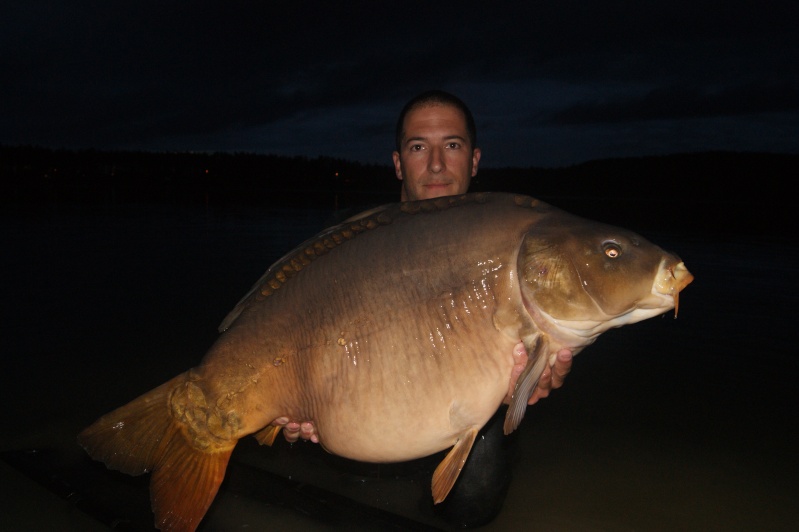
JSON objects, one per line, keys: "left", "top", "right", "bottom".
{"left": 503, "top": 337, "right": 550, "bottom": 435}
{"left": 431, "top": 427, "right": 479, "bottom": 504}
{"left": 253, "top": 425, "right": 282, "bottom": 446}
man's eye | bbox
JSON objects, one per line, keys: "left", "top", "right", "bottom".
{"left": 410, "top": 145, "right": 423, "bottom": 151}
{"left": 446, "top": 142, "right": 461, "bottom": 149}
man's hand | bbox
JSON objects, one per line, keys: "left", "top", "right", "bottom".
{"left": 505, "top": 342, "right": 573, "bottom": 405}
{"left": 270, "top": 417, "right": 318, "bottom": 443}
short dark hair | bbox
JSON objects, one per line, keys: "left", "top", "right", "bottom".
{"left": 394, "top": 90, "right": 477, "bottom": 152}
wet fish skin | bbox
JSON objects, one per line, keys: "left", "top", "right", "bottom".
{"left": 78, "top": 192, "right": 693, "bottom": 531}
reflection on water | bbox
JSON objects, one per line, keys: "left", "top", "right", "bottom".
{"left": 1, "top": 202, "right": 797, "bottom": 531}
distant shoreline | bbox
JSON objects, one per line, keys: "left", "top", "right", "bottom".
{"left": 2, "top": 145, "right": 794, "bottom": 237}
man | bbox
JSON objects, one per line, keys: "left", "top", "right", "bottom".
{"left": 390, "top": 90, "right": 573, "bottom": 526}
{"left": 275, "top": 90, "right": 573, "bottom": 526}
{"left": 392, "top": 88, "right": 572, "bottom": 399}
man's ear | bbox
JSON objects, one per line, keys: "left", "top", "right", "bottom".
{"left": 471, "top": 148, "right": 482, "bottom": 176}
{"left": 392, "top": 151, "right": 403, "bottom": 180}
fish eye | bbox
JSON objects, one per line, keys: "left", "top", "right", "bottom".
{"left": 602, "top": 241, "right": 622, "bottom": 258}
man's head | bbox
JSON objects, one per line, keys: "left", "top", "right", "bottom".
{"left": 393, "top": 90, "right": 481, "bottom": 201}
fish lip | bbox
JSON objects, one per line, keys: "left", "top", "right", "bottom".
{"left": 654, "top": 260, "right": 693, "bottom": 295}
{"left": 653, "top": 260, "right": 694, "bottom": 317}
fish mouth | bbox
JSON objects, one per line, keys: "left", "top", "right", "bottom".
{"left": 653, "top": 260, "right": 694, "bottom": 318}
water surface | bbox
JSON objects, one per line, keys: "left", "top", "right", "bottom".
{"left": 2, "top": 201, "right": 796, "bottom": 531}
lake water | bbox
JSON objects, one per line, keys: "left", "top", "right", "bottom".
{"left": 1, "top": 200, "right": 797, "bottom": 531}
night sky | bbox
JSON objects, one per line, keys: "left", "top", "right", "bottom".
{"left": 3, "top": 1, "right": 798, "bottom": 168}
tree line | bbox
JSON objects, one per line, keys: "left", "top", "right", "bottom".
{"left": 2, "top": 145, "right": 795, "bottom": 236}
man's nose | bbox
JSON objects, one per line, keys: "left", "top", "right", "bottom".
{"left": 428, "top": 146, "right": 444, "bottom": 173}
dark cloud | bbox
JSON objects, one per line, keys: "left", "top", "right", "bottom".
{"left": 2, "top": 1, "right": 797, "bottom": 167}
{"left": 550, "top": 81, "right": 799, "bottom": 124}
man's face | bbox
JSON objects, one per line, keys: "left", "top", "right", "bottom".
{"left": 393, "top": 103, "right": 481, "bottom": 201}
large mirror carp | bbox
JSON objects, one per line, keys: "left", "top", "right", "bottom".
{"left": 79, "top": 192, "right": 693, "bottom": 531}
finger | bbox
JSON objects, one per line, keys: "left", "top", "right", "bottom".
{"left": 300, "top": 422, "right": 320, "bottom": 444}
{"left": 299, "top": 422, "right": 315, "bottom": 439}
{"left": 282, "top": 422, "right": 301, "bottom": 443}
{"left": 550, "top": 349, "right": 573, "bottom": 389}
{"left": 527, "top": 365, "right": 552, "bottom": 405}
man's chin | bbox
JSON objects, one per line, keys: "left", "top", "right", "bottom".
{"left": 422, "top": 184, "right": 455, "bottom": 198}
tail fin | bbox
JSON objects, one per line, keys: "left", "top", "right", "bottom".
{"left": 77, "top": 374, "right": 235, "bottom": 532}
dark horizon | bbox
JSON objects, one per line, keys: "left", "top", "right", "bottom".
{"left": 2, "top": 144, "right": 795, "bottom": 239}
